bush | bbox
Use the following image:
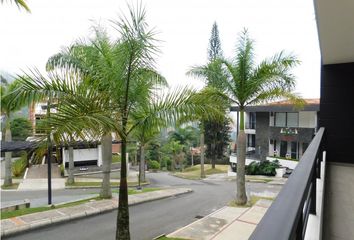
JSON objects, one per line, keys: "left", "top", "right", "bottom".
{"left": 148, "top": 160, "right": 160, "bottom": 170}
{"left": 12, "top": 154, "right": 27, "bottom": 177}
{"left": 60, "top": 164, "right": 65, "bottom": 176}
{"left": 246, "top": 160, "right": 280, "bottom": 176}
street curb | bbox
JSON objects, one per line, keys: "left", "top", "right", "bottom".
{"left": 1, "top": 188, "right": 193, "bottom": 237}
{"left": 64, "top": 182, "right": 150, "bottom": 189}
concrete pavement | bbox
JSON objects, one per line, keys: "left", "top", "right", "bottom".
{"left": 167, "top": 199, "right": 273, "bottom": 240}
{"left": 1, "top": 187, "right": 192, "bottom": 237}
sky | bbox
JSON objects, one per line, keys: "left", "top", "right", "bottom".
{"left": 0, "top": 0, "right": 321, "bottom": 98}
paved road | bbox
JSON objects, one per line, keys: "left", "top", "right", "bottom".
{"left": 3, "top": 172, "right": 282, "bottom": 240}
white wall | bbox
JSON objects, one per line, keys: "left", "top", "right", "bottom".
{"left": 63, "top": 147, "right": 99, "bottom": 166}
{"left": 299, "top": 111, "right": 317, "bottom": 128}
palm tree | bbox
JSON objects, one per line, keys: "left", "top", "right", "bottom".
{"left": 7, "top": 5, "right": 225, "bottom": 239}
{"left": 1, "top": 78, "right": 25, "bottom": 186}
{"left": 1, "top": 0, "right": 30, "bottom": 12}
{"left": 188, "top": 29, "right": 303, "bottom": 205}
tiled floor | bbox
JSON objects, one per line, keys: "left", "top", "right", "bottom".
{"left": 324, "top": 163, "right": 354, "bottom": 240}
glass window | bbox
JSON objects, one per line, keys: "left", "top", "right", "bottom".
{"left": 275, "top": 113, "right": 286, "bottom": 127}
{"left": 287, "top": 113, "right": 299, "bottom": 127}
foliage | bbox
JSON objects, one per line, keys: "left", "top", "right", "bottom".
{"left": 1, "top": 0, "right": 31, "bottom": 12}
{"left": 147, "top": 160, "right": 160, "bottom": 170}
{"left": 245, "top": 160, "right": 280, "bottom": 176}
{"left": 204, "top": 118, "right": 231, "bottom": 164}
{"left": 10, "top": 117, "right": 32, "bottom": 141}
{"left": 12, "top": 153, "right": 27, "bottom": 177}
{"left": 60, "top": 163, "right": 65, "bottom": 176}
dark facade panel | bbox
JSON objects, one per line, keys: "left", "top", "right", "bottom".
{"left": 255, "top": 112, "right": 269, "bottom": 161}
{"left": 320, "top": 62, "right": 354, "bottom": 164}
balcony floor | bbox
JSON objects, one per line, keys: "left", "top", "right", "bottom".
{"left": 324, "top": 162, "right": 354, "bottom": 240}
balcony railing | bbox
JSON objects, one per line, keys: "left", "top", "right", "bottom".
{"left": 249, "top": 127, "right": 325, "bottom": 240}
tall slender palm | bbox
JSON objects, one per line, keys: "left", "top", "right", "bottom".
{"left": 189, "top": 29, "right": 303, "bottom": 205}
{"left": 8, "top": 5, "right": 225, "bottom": 239}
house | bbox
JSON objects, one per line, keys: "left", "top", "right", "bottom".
{"left": 231, "top": 99, "right": 319, "bottom": 162}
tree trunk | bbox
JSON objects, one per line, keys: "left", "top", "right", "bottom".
{"left": 211, "top": 142, "right": 216, "bottom": 169}
{"left": 200, "top": 132, "right": 206, "bottom": 178}
{"left": 139, "top": 145, "right": 145, "bottom": 183}
{"left": 100, "top": 134, "right": 112, "bottom": 199}
{"left": 4, "top": 116, "right": 13, "bottom": 186}
{"left": 171, "top": 155, "right": 175, "bottom": 172}
{"left": 116, "top": 137, "right": 130, "bottom": 239}
{"left": 236, "top": 109, "right": 247, "bottom": 205}
{"left": 67, "top": 146, "right": 75, "bottom": 185}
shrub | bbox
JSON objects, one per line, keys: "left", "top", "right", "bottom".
{"left": 60, "top": 164, "right": 65, "bottom": 176}
{"left": 148, "top": 160, "right": 160, "bottom": 170}
{"left": 246, "top": 160, "right": 280, "bottom": 176}
{"left": 12, "top": 154, "right": 27, "bottom": 177}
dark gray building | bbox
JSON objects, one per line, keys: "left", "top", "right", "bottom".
{"left": 231, "top": 99, "right": 320, "bottom": 161}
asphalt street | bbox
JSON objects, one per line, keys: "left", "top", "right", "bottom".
{"left": 2, "top": 172, "right": 282, "bottom": 240}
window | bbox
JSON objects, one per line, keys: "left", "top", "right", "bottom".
{"left": 275, "top": 113, "right": 286, "bottom": 127}
{"left": 287, "top": 113, "right": 299, "bottom": 127}
{"left": 274, "top": 112, "right": 299, "bottom": 127}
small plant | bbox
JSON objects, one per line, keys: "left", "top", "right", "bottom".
{"left": 60, "top": 164, "right": 65, "bottom": 176}
{"left": 148, "top": 160, "right": 160, "bottom": 170}
{"left": 12, "top": 153, "right": 27, "bottom": 177}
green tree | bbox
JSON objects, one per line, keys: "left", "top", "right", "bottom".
{"left": 10, "top": 117, "right": 32, "bottom": 141}
{"left": 189, "top": 29, "right": 303, "bottom": 205}
{"left": 8, "top": 5, "right": 225, "bottom": 239}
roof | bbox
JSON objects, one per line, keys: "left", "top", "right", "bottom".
{"left": 230, "top": 98, "right": 320, "bottom": 112}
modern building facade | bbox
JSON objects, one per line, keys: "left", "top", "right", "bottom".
{"left": 232, "top": 99, "right": 319, "bottom": 162}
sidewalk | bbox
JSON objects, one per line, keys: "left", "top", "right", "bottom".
{"left": 1, "top": 187, "right": 192, "bottom": 237}
{"left": 167, "top": 199, "right": 273, "bottom": 240}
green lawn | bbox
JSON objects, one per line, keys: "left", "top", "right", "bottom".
{"left": 173, "top": 164, "right": 228, "bottom": 180}
{"left": 1, "top": 183, "right": 19, "bottom": 190}
{"left": 1, "top": 196, "right": 101, "bottom": 220}
{"left": 112, "top": 154, "right": 121, "bottom": 163}
{"left": 1, "top": 187, "right": 161, "bottom": 220}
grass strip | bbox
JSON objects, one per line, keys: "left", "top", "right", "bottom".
{"left": 1, "top": 183, "right": 19, "bottom": 190}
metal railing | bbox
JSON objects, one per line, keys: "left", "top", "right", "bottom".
{"left": 249, "top": 127, "right": 325, "bottom": 240}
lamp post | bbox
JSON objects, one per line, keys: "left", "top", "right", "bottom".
{"left": 136, "top": 142, "right": 142, "bottom": 190}
{"left": 46, "top": 98, "right": 52, "bottom": 205}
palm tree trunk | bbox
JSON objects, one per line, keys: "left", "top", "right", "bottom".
{"left": 139, "top": 145, "right": 145, "bottom": 183}
{"left": 100, "top": 134, "right": 112, "bottom": 199}
{"left": 4, "top": 117, "right": 13, "bottom": 186}
{"left": 116, "top": 136, "right": 130, "bottom": 239}
{"left": 200, "top": 132, "right": 206, "bottom": 178}
{"left": 67, "top": 146, "right": 75, "bottom": 185}
{"left": 211, "top": 142, "right": 216, "bottom": 169}
{"left": 236, "top": 108, "right": 247, "bottom": 205}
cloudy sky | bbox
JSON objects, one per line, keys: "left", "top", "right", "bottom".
{"left": 1, "top": 0, "right": 320, "bottom": 97}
